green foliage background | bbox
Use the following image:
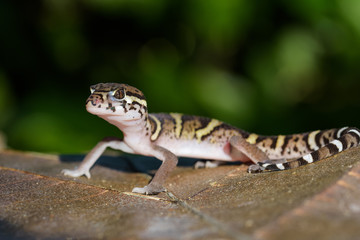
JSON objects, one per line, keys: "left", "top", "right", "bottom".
{"left": 1, "top": 0, "right": 360, "bottom": 153}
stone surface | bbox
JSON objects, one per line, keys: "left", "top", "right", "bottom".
{"left": 0, "top": 147, "right": 360, "bottom": 239}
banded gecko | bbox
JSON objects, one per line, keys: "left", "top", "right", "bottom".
{"left": 62, "top": 83, "right": 360, "bottom": 195}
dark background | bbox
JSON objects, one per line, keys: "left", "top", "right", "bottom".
{"left": 1, "top": 0, "right": 360, "bottom": 153}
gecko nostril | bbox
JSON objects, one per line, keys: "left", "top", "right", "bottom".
{"left": 86, "top": 96, "right": 101, "bottom": 106}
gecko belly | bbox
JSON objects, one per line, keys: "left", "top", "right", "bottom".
{"left": 154, "top": 138, "right": 237, "bottom": 161}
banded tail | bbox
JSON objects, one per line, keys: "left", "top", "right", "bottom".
{"left": 257, "top": 127, "right": 360, "bottom": 172}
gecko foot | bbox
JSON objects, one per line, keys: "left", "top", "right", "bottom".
{"left": 132, "top": 183, "right": 165, "bottom": 195}
{"left": 62, "top": 168, "right": 91, "bottom": 179}
{"left": 247, "top": 164, "right": 266, "bottom": 173}
{"left": 194, "top": 160, "right": 223, "bottom": 169}
{"left": 194, "top": 161, "right": 206, "bottom": 169}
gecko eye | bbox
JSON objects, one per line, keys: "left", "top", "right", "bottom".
{"left": 110, "top": 89, "right": 125, "bottom": 100}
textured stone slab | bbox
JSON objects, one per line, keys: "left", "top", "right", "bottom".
{"left": 0, "top": 166, "right": 228, "bottom": 239}
{"left": 1, "top": 147, "right": 360, "bottom": 239}
{"left": 255, "top": 160, "right": 360, "bottom": 240}
{"left": 165, "top": 147, "right": 360, "bottom": 236}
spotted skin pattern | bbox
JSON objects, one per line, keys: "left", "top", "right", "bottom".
{"left": 62, "top": 83, "right": 360, "bottom": 195}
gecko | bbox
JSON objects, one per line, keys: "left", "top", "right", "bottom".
{"left": 62, "top": 83, "right": 360, "bottom": 195}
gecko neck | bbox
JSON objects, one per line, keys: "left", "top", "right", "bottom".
{"left": 101, "top": 113, "right": 151, "bottom": 139}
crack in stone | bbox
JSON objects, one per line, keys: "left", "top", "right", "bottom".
{"left": 166, "top": 191, "right": 254, "bottom": 240}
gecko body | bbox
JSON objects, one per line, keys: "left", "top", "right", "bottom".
{"left": 62, "top": 83, "right": 360, "bottom": 194}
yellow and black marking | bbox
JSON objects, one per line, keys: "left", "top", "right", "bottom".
{"left": 125, "top": 89, "right": 148, "bottom": 108}
{"left": 149, "top": 114, "right": 162, "bottom": 141}
{"left": 170, "top": 113, "right": 182, "bottom": 139}
{"left": 148, "top": 113, "right": 247, "bottom": 143}
{"left": 195, "top": 119, "right": 223, "bottom": 142}
{"left": 246, "top": 133, "right": 259, "bottom": 144}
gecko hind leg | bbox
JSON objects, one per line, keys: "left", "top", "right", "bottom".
{"left": 229, "top": 135, "right": 271, "bottom": 173}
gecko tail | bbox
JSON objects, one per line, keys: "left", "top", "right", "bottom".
{"left": 259, "top": 127, "right": 360, "bottom": 172}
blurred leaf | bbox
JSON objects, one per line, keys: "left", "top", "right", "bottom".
{"left": 186, "top": 0, "right": 251, "bottom": 53}
{"left": 250, "top": 29, "right": 323, "bottom": 105}
{"left": 138, "top": 39, "right": 180, "bottom": 75}
{"left": 2, "top": 0, "right": 360, "bottom": 152}
{"left": 281, "top": 0, "right": 330, "bottom": 22}
{"left": 42, "top": 0, "right": 89, "bottom": 71}
{"left": 0, "top": 71, "right": 14, "bottom": 128}
{"left": 184, "top": 68, "right": 255, "bottom": 127}
{"left": 338, "top": 0, "right": 360, "bottom": 35}
{"left": 84, "top": 0, "right": 168, "bottom": 23}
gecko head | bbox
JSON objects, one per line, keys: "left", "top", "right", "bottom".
{"left": 86, "top": 83, "right": 148, "bottom": 120}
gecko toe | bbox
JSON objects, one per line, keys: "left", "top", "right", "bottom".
{"left": 194, "top": 161, "right": 206, "bottom": 169}
{"left": 132, "top": 184, "right": 165, "bottom": 195}
{"left": 194, "top": 160, "right": 223, "bottom": 169}
{"left": 61, "top": 169, "right": 91, "bottom": 178}
{"left": 247, "top": 164, "right": 265, "bottom": 173}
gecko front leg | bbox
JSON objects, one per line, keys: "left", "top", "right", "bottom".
{"left": 132, "top": 145, "right": 178, "bottom": 195}
{"left": 62, "top": 137, "right": 134, "bottom": 178}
